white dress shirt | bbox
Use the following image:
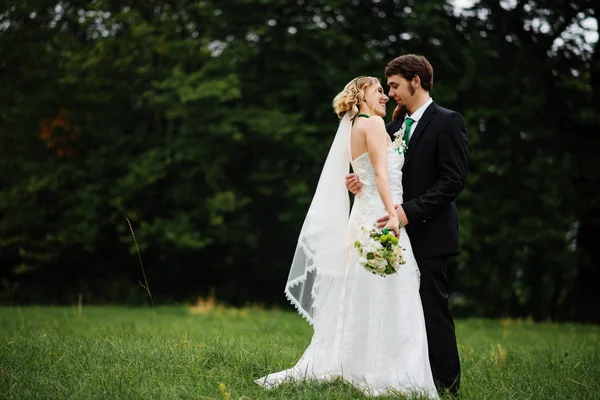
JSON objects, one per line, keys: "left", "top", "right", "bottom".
{"left": 403, "top": 97, "right": 433, "bottom": 140}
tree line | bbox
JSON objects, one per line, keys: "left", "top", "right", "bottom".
{"left": 1, "top": 0, "right": 598, "bottom": 322}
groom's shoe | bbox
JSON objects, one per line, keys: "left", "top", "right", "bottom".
{"left": 436, "top": 378, "right": 460, "bottom": 398}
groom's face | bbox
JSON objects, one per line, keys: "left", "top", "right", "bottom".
{"left": 386, "top": 74, "right": 415, "bottom": 115}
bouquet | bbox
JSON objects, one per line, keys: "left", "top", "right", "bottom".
{"left": 354, "top": 225, "right": 406, "bottom": 276}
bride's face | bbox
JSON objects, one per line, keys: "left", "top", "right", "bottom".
{"left": 364, "top": 83, "right": 389, "bottom": 117}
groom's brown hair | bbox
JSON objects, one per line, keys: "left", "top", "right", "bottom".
{"left": 385, "top": 55, "right": 434, "bottom": 91}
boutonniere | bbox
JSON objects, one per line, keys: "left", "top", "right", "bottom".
{"left": 392, "top": 127, "right": 408, "bottom": 154}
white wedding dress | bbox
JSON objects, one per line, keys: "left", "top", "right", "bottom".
{"left": 256, "top": 140, "right": 439, "bottom": 398}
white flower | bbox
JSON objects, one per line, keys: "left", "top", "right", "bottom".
{"left": 363, "top": 241, "right": 381, "bottom": 255}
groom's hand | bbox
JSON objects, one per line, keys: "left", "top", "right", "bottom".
{"left": 376, "top": 205, "right": 409, "bottom": 228}
{"left": 345, "top": 173, "right": 362, "bottom": 195}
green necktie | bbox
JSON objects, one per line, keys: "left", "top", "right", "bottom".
{"left": 403, "top": 118, "right": 415, "bottom": 144}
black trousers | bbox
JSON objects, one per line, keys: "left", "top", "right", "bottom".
{"left": 417, "top": 256, "right": 461, "bottom": 393}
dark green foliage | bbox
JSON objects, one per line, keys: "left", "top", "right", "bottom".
{"left": 0, "top": 1, "right": 598, "bottom": 322}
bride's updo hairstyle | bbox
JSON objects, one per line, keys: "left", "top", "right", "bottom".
{"left": 332, "top": 76, "right": 380, "bottom": 119}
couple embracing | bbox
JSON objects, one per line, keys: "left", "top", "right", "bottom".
{"left": 256, "top": 54, "right": 468, "bottom": 398}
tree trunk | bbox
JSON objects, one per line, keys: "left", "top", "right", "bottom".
{"left": 571, "top": 7, "right": 600, "bottom": 323}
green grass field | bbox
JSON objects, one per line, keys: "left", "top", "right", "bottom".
{"left": 1, "top": 305, "right": 599, "bottom": 399}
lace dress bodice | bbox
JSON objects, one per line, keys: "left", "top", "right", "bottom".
{"left": 350, "top": 148, "right": 404, "bottom": 225}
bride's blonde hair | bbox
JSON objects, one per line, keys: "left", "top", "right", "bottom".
{"left": 332, "top": 76, "right": 380, "bottom": 119}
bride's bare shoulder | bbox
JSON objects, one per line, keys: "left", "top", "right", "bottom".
{"left": 361, "top": 116, "right": 387, "bottom": 136}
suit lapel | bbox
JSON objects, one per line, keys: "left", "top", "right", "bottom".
{"left": 386, "top": 119, "right": 403, "bottom": 141}
{"left": 404, "top": 102, "right": 438, "bottom": 166}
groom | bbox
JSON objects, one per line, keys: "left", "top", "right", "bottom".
{"left": 346, "top": 54, "right": 468, "bottom": 394}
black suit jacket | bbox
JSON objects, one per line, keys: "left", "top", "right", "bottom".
{"left": 386, "top": 102, "right": 468, "bottom": 259}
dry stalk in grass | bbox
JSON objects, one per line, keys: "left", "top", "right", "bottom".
{"left": 126, "top": 218, "right": 154, "bottom": 307}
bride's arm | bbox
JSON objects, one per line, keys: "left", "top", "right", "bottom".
{"left": 364, "top": 117, "right": 400, "bottom": 235}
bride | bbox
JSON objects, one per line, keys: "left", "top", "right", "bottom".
{"left": 256, "top": 76, "right": 438, "bottom": 398}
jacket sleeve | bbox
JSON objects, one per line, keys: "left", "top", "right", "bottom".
{"left": 402, "top": 111, "right": 468, "bottom": 226}
{"left": 386, "top": 120, "right": 402, "bottom": 136}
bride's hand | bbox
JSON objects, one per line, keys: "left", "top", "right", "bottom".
{"left": 384, "top": 213, "right": 401, "bottom": 238}
{"left": 376, "top": 204, "right": 404, "bottom": 229}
